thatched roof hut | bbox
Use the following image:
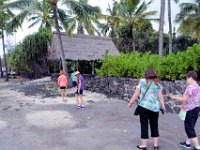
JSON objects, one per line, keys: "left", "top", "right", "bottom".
{"left": 48, "top": 32, "right": 119, "bottom": 61}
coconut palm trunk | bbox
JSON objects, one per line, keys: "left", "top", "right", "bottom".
{"left": 1, "top": 29, "right": 8, "bottom": 81}
{"left": 132, "top": 27, "right": 136, "bottom": 52}
{"left": 159, "top": 0, "right": 166, "bottom": 56}
{"left": 0, "top": 56, "right": 3, "bottom": 78}
{"left": 51, "top": 0, "right": 68, "bottom": 75}
{"left": 168, "top": 0, "right": 173, "bottom": 54}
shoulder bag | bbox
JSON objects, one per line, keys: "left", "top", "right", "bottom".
{"left": 134, "top": 80, "right": 153, "bottom": 116}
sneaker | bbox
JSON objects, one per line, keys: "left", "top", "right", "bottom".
{"left": 81, "top": 105, "right": 84, "bottom": 108}
{"left": 153, "top": 146, "right": 159, "bottom": 149}
{"left": 193, "top": 148, "right": 200, "bottom": 150}
{"left": 137, "top": 145, "right": 148, "bottom": 150}
{"left": 180, "top": 141, "right": 192, "bottom": 149}
{"left": 76, "top": 106, "right": 81, "bottom": 109}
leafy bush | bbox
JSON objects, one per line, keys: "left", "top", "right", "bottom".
{"left": 8, "top": 28, "right": 52, "bottom": 78}
{"left": 96, "top": 43, "right": 200, "bottom": 80}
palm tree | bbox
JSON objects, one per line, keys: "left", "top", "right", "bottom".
{"left": 1, "top": 0, "right": 69, "bottom": 31}
{"left": 102, "top": 0, "right": 157, "bottom": 52}
{"left": 50, "top": 0, "right": 67, "bottom": 74}
{"left": 0, "top": 56, "right": 3, "bottom": 78}
{"left": 62, "top": 0, "right": 101, "bottom": 35}
{"left": 175, "top": 0, "right": 200, "bottom": 40}
{"left": 168, "top": 0, "right": 179, "bottom": 54}
{"left": 1, "top": 0, "right": 69, "bottom": 74}
{"left": 0, "top": 0, "right": 14, "bottom": 81}
{"left": 158, "top": 0, "right": 165, "bottom": 56}
{"left": 1, "top": 0, "right": 102, "bottom": 74}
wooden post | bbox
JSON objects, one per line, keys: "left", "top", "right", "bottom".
{"left": 59, "top": 58, "right": 62, "bottom": 70}
{"left": 76, "top": 60, "right": 79, "bottom": 71}
{"left": 92, "top": 61, "right": 95, "bottom": 74}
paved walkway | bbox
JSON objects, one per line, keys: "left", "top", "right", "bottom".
{"left": 0, "top": 79, "right": 199, "bottom": 150}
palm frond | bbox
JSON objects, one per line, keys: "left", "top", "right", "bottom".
{"left": 0, "top": 0, "right": 34, "bottom": 10}
{"left": 83, "top": 19, "right": 95, "bottom": 35}
{"left": 135, "top": 2, "right": 147, "bottom": 16}
{"left": 6, "top": 1, "right": 44, "bottom": 31}
{"left": 127, "top": 0, "right": 140, "bottom": 10}
{"left": 28, "top": 18, "right": 42, "bottom": 28}
{"left": 179, "top": 3, "right": 198, "bottom": 13}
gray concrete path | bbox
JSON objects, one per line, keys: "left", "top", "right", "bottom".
{"left": 0, "top": 79, "right": 199, "bottom": 150}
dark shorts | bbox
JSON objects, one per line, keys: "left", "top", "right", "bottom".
{"left": 60, "top": 86, "right": 66, "bottom": 89}
{"left": 76, "top": 90, "right": 83, "bottom": 95}
{"left": 72, "top": 81, "right": 77, "bottom": 88}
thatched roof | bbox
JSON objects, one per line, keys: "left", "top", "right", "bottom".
{"left": 48, "top": 32, "right": 119, "bottom": 61}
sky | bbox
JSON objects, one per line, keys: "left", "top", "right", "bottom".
{"left": 0, "top": 0, "right": 191, "bottom": 56}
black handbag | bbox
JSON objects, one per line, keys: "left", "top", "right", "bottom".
{"left": 134, "top": 81, "right": 153, "bottom": 116}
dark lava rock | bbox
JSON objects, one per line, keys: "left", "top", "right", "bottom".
{"left": 2, "top": 105, "right": 12, "bottom": 110}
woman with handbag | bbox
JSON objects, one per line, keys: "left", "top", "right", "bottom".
{"left": 128, "top": 68, "right": 166, "bottom": 150}
{"left": 170, "top": 71, "right": 200, "bottom": 150}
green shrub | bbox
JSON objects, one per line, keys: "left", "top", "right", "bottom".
{"left": 96, "top": 43, "right": 200, "bottom": 80}
{"left": 8, "top": 28, "right": 52, "bottom": 78}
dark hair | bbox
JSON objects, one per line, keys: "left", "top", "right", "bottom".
{"left": 144, "top": 68, "right": 160, "bottom": 84}
{"left": 145, "top": 68, "right": 157, "bottom": 80}
{"left": 187, "top": 71, "right": 197, "bottom": 81}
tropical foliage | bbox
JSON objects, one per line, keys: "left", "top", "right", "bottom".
{"left": 1, "top": 0, "right": 200, "bottom": 80}
{"left": 1, "top": 0, "right": 68, "bottom": 31}
{"left": 63, "top": 0, "right": 101, "bottom": 35}
{"left": 101, "top": 0, "right": 157, "bottom": 52}
{"left": 1, "top": 0, "right": 101, "bottom": 33}
{"left": 175, "top": 0, "right": 200, "bottom": 40}
{"left": 8, "top": 28, "right": 52, "bottom": 78}
{"left": 112, "top": 21, "right": 169, "bottom": 54}
{"left": 96, "top": 43, "right": 200, "bottom": 80}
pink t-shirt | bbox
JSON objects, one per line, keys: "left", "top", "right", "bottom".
{"left": 58, "top": 74, "right": 68, "bottom": 87}
{"left": 183, "top": 83, "right": 200, "bottom": 111}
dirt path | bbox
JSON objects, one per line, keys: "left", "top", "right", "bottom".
{"left": 0, "top": 79, "right": 199, "bottom": 150}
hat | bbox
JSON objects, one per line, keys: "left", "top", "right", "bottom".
{"left": 75, "top": 71, "right": 80, "bottom": 75}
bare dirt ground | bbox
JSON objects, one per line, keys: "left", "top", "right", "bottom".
{"left": 0, "top": 78, "right": 199, "bottom": 150}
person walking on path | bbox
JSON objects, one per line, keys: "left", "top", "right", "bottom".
{"left": 75, "top": 71, "right": 85, "bottom": 109}
{"left": 57, "top": 70, "right": 68, "bottom": 101}
{"left": 70, "top": 68, "right": 77, "bottom": 94}
{"left": 170, "top": 71, "right": 200, "bottom": 150}
{"left": 128, "top": 68, "right": 166, "bottom": 150}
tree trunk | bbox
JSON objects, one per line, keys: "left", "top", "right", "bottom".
{"left": 168, "top": 0, "right": 173, "bottom": 54}
{"left": 52, "top": 4, "right": 68, "bottom": 76}
{"left": 1, "top": 29, "right": 9, "bottom": 81}
{"left": 159, "top": 0, "right": 165, "bottom": 56}
{"left": 0, "top": 56, "right": 3, "bottom": 78}
{"left": 76, "top": 60, "right": 79, "bottom": 71}
{"left": 131, "top": 26, "right": 136, "bottom": 52}
{"left": 92, "top": 61, "right": 95, "bottom": 74}
{"left": 77, "top": 21, "right": 84, "bottom": 34}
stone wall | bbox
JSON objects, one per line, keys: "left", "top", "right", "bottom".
{"left": 83, "top": 75, "right": 192, "bottom": 113}
{"left": 84, "top": 75, "right": 186, "bottom": 101}
{"left": 51, "top": 73, "right": 199, "bottom": 114}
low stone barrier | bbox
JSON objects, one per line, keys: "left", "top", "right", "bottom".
{"left": 83, "top": 75, "right": 196, "bottom": 114}
{"left": 51, "top": 74, "right": 199, "bottom": 114}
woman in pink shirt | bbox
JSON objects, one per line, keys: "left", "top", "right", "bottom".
{"left": 57, "top": 70, "right": 68, "bottom": 101}
{"left": 170, "top": 71, "right": 200, "bottom": 150}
